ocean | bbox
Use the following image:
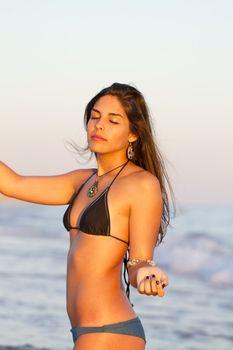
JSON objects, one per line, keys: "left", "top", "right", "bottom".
{"left": 0, "top": 200, "right": 232, "bottom": 350}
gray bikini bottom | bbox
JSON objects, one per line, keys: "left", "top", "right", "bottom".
{"left": 70, "top": 316, "right": 146, "bottom": 344}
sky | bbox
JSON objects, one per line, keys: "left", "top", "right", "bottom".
{"left": 0, "top": 0, "right": 232, "bottom": 205}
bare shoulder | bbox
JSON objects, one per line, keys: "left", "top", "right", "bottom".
{"left": 122, "top": 164, "right": 162, "bottom": 203}
{"left": 67, "top": 167, "right": 95, "bottom": 190}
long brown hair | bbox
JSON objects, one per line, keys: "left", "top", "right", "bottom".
{"left": 71, "top": 83, "right": 175, "bottom": 245}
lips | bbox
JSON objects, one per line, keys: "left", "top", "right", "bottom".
{"left": 91, "top": 134, "right": 107, "bottom": 141}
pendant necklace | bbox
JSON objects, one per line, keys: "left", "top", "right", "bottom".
{"left": 87, "top": 160, "right": 128, "bottom": 198}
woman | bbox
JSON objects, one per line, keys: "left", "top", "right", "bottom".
{"left": 0, "top": 83, "right": 174, "bottom": 350}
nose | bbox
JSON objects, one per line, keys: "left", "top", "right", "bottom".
{"left": 95, "top": 118, "right": 104, "bottom": 130}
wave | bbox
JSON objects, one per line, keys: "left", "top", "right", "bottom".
{"left": 156, "top": 231, "right": 233, "bottom": 287}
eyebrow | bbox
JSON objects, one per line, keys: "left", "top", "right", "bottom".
{"left": 91, "top": 108, "right": 124, "bottom": 118}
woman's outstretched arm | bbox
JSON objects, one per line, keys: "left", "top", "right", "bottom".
{"left": 0, "top": 161, "right": 88, "bottom": 205}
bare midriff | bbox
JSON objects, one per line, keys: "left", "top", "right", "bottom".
{"left": 66, "top": 229, "right": 136, "bottom": 328}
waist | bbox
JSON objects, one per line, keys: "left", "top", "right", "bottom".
{"left": 67, "top": 287, "right": 134, "bottom": 326}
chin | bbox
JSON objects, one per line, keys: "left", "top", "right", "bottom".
{"left": 88, "top": 142, "right": 126, "bottom": 156}
{"left": 88, "top": 143, "right": 103, "bottom": 151}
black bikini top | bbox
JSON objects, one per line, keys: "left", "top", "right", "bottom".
{"left": 63, "top": 160, "right": 133, "bottom": 305}
{"left": 63, "top": 160, "right": 129, "bottom": 242}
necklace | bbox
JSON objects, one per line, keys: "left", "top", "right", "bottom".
{"left": 87, "top": 160, "right": 129, "bottom": 198}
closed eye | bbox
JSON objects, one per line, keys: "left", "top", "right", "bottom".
{"left": 90, "top": 115, "right": 119, "bottom": 124}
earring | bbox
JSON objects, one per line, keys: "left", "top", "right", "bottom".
{"left": 127, "top": 142, "right": 134, "bottom": 160}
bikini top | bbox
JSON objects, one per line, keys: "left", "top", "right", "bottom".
{"left": 63, "top": 160, "right": 133, "bottom": 305}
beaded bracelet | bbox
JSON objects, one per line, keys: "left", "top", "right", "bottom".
{"left": 127, "top": 259, "right": 156, "bottom": 268}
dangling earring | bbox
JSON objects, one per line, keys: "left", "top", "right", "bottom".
{"left": 127, "top": 142, "right": 134, "bottom": 160}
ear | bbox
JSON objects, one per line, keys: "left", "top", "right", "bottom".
{"left": 128, "top": 132, "right": 138, "bottom": 143}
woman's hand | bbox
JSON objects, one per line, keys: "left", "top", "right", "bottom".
{"left": 136, "top": 266, "right": 168, "bottom": 297}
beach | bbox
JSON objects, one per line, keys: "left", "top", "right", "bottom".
{"left": 0, "top": 200, "right": 232, "bottom": 350}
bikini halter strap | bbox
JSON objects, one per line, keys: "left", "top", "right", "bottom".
{"left": 108, "top": 160, "right": 129, "bottom": 188}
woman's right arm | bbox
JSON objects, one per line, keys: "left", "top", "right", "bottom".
{"left": 0, "top": 161, "right": 87, "bottom": 205}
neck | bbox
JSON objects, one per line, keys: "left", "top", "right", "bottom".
{"left": 96, "top": 153, "right": 128, "bottom": 175}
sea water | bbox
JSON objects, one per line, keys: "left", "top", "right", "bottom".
{"left": 0, "top": 200, "right": 232, "bottom": 350}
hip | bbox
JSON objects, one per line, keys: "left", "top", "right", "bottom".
{"left": 70, "top": 316, "right": 146, "bottom": 345}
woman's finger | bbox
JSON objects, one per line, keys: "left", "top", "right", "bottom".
{"left": 144, "top": 275, "right": 152, "bottom": 295}
{"left": 156, "top": 279, "right": 165, "bottom": 297}
{"left": 161, "top": 276, "right": 169, "bottom": 289}
{"left": 159, "top": 271, "right": 168, "bottom": 285}
{"left": 137, "top": 278, "right": 145, "bottom": 294}
{"left": 150, "top": 274, "right": 158, "bottom": 295}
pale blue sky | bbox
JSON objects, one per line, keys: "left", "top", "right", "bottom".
{"left": 0, "top": 0, "right": 232, "bottom": 204}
